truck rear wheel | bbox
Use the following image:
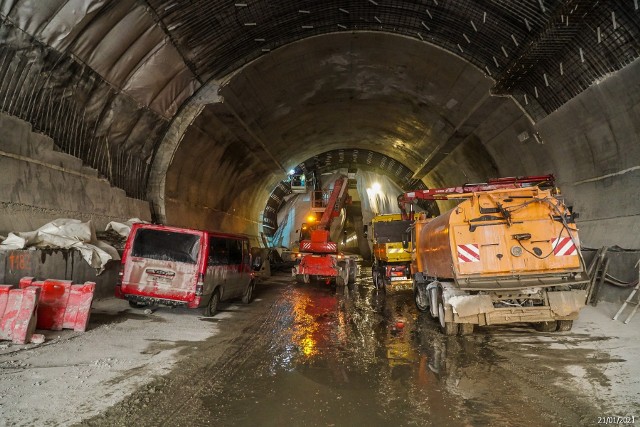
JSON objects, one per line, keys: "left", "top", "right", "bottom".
{"left": 414, "top": 282, "right": 429, "bottom": 312}
{"left": 534, "top": 321, "right": 558, "bottom": 332}
{"left": 437, "top": 291, "right": 457, "bottom": 336}
{"left": 556, "top": 320, "right": 573, "bottom": 331}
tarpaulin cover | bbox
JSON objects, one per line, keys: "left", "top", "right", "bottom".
{"left": 0, "top": 219, "right": 120, "bottom": 272}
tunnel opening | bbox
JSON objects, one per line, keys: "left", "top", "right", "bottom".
{"left": 263, "top": 149, "right": 443, "bottom": 262}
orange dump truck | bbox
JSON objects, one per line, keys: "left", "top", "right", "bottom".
{"left": 400, "top": 176, "right": 590, "bottom": 335}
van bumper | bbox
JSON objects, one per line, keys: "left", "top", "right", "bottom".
{"left": 123, "top": 293, "right": 190, "bottom": 308}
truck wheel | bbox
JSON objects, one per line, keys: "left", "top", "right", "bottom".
{"left": 242, "top": 281, "right": 254, "bottom": 304}
{"left": 437, "top": 292, "right": 457, "bottom": 336}
{"left": 458, "top": 323, "right": 474, "bottom": 336}
{"left": 414, "top": 283, "right": 429, "bottom": 312}
{"left": 295, "top": 274, "right": 310, "bottom": 284}
{"left": 556, "top": 320, "right": 573, "bottom": 332}
{"left": 534, "top": 321, "right": 558, "bottom": 332}
{"left": 348, "top": 264, "right": 357, "bottom": 284}
{"left": 204, "top": 289, "right": 220, "bottom": 317}
{"left": 372, "top": 271, "right": 378, "bottom": 288}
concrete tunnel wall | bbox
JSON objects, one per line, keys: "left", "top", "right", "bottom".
{"left": 0, "top": 114, "right": 151, "bottom": 235}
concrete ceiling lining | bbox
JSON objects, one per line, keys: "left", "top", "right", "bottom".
{"left": 216, "top": 34, "right": 493, "bottom": 172}
{"left": 1, "top": 1, "right": 638, "bottom": 203}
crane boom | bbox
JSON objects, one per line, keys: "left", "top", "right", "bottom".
{"left": 398, "top": 174, "right": 555, "bottom": 220}
{"left": 318, "top": 176, "right": 350, "bottom": 230}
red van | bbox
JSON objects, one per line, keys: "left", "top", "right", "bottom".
{"left": 115, "top": 224, "right": 256, "bottom": 316}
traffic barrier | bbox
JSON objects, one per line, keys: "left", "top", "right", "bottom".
{"left": 19, "top": 278, "right": 96, "bottom": 332}
{"left": 0, "top": 285, "right": 40, "bottom": 344}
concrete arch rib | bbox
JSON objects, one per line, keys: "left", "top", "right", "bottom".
{"left": 147, "top": 80, "right": 222, "bottom": 224}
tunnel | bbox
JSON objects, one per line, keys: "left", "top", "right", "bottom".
{"left": 1, "top": 1, "right": 639, "bottom": 251}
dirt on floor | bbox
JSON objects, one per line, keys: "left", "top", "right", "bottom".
{"left": 0, "top": 272, "right": 638, "bottom": 427}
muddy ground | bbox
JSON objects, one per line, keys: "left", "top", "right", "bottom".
{"left": 1, "top": 270, "right": 639, "bottom": 426}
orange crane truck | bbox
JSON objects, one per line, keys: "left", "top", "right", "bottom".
{"left": 399, "top": 175, "right": 590, "bottom": 335}
{"left": 293, "top": 175, "right": 357, "bottom": 286}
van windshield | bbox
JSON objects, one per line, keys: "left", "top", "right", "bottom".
{"left": 131, "top": 229, "right": 201, "bottom": 264}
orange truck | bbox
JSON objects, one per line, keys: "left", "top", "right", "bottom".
{"left": 399, "top": 175, "right": 590, "bottom": 335}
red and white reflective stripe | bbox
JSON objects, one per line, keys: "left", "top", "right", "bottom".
{"left": 552, "top": 237, "right": 577, "bottom": 256}
{"left": 457, "top": 244, "right": 480, "bottom": 263}
{"left": 301, "top": 242, "right": 311, "bottom": 251}
{"left": 326, "top": 243, "right": 337, "bottom": 251}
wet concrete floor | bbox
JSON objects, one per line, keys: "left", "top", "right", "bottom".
{"left": 82, "top": 270, "right": 633, "bottom": 427}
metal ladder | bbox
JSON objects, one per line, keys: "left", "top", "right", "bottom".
{"left": 613, "top": 260, "right": 640, "bottom": 324}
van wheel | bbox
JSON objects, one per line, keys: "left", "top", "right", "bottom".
{"left": 556, "top": 320, "right": 573, "bottom": 332}
{"left": 129, "top": 301, "right": 147, "bottom": 309}
{"left": 204, "top": 290, "right": 220, "bottom": 317}
{"left": 242, "top": 281, "right": 254, "bottom": 304}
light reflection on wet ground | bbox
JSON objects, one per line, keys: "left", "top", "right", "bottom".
{"left": 201, "top": 270, "right": 610, "bottom": 427}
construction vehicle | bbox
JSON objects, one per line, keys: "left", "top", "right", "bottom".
{"left": 368, "top": 214, "right": 413, "bottom": 290}
{"left": 399, "top": 175, "right": 590, "bottom": 335}
{"left": 293, "top": 175, "right": 358, "bottom": 286}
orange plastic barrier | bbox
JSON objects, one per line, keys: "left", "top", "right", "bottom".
{"left": 0, "top": 285, "right": 40, "bottom": 344}
{"left": 19, "top": 278, "right": 95, "bottom": 332}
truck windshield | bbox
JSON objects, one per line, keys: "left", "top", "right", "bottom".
{"left": 131, "top": 229, "right": 201, "bottom": 264}
{"left": 374, "top": 220, "right": 412, "bottom": 243}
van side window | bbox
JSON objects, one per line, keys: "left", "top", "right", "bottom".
{"left": 209, "top": 238, "right": 228, "bottom": 265}
{"left": 228, "top": 239, "right": 243, "bottom": 265}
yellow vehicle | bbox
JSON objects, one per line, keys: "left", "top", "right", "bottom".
{"left": 369, "top": 214, "right": 412, "bottom": 289}
{"left": 399, "top": 175, "right": 590, "bottom": 335}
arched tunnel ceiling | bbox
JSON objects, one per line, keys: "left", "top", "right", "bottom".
{"left": 1, "top": 0, "right": 639, "bottom": 202}
{"left": 160, "top": 32, "right": 508, "bottom": 231}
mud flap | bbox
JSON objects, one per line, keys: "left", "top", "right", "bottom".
{"left": 448, "top": 295, "right": 494, "bottom": 318}
{"left": 547, "top": 290, "right": 587, "bottom": 317}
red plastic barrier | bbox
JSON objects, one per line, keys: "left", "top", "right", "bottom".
{"left": 19, "top": 278, "right": 95, "bottom": 332}
{"left": 0, "top": 285, "right": 40, "bottom": 344}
